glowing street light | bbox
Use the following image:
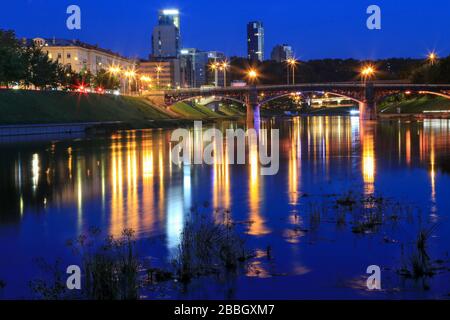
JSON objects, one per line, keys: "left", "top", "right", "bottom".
{"left": 221, "top": 61, "right": 229, "bottom": 87}
{"left": 286, "top": 58, "right": 298, "bottom": 85}
{"left": 108, "top": 66, "right": 121, "bottom": 75}
{"left": 156, "top": 65, "right": 163, "bottom": 87}
{"left": 360, "top": 65, "right": 376, "bottom": 83}
{"left": 124, "top": 68, "right": 136, "bottom": 94}
{"left": 210, "top": 61, "right": 221, "bottom": 87}
{"left": 247, "top": 68, "right": 259, "bottom": 84}
{"left": 428, "top": 51, "right": 438, "bottom": 65}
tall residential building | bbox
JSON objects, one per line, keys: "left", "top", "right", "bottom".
{"left": 152, "top": 9, "right": 181, "bottom": 58}
{"left": 271, "top": 44, "right": 293, "bottom": 63}
{"left": 247, "top": 21, "right": 264, "bottom": 62}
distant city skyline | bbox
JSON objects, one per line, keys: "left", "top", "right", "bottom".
{"left": 2, "top": 0, "right": 450, "bottom": 60}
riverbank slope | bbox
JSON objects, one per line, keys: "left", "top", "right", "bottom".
{"left": 0, "top": 90, "right": 242, "bottom": 129}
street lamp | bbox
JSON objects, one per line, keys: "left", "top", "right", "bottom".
{"left": 221, "top": 61, "right": 229, "bottom": 87}
{"left": 156, "top": 65, "right": 163, "bottom": 87}
{"left": 247, "top": 68, "right": 259, "bottom": 84}
{"left": 108, "top": 65, "right": 121, "bottom": 76}
{"left": 124, "top": 69, "right": 136, "bottom": 94}
{"left": 428, "top": 52, "right": 438, "bottom": 65}
{"left": 140, "top": 76, "right": 152, "bottom": 91}
{"left": 360, "top": 65, "right": 376, "bottom": 84}
{"left": 210, "top": 62, "right": 221, "bottom": 87}
{"left": 286, "top": 58, "right": 298, "bottom": 85}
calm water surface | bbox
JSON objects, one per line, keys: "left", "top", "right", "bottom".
{"left": 1, "top": 116, "right": 450, "bottom": 299}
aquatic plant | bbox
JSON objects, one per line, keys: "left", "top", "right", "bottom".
{"left": 336, "top": 192, "right": 357, "bottom": 207}
{"left": 29, "top": 258, "right": 69, "bottom": 300}
{"left": 30, "top": 228, "right": 140, "bottom": 300}
{"left": 173, "top": 207, "right": 250, "bottom": 283}
{"left": 70, "top": 228, "right": 140, "bottom": 300}
{"left": 399, "top": 225, "right": 438, "bottom": 279}
{"left": 351, "top": 210, "right": 383, "bottom": 234}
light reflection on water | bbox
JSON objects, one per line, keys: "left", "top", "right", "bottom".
{"left": 1, "top": 116, "right": 450, "bottom": 298}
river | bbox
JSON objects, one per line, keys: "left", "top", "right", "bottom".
{"left": 1, "top": 116, "right": 450, "bottom": 299}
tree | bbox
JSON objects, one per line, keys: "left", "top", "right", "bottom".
{"left": 410, "top": 56, "right": 450, "bottom": 84}
{"left": 57, "top": 64, "right": 79, "bottom": 90}
{"left": 23, "top": 45, "right": 60, "bottom": 89}
{"left": 0, "top": 29, "right": 27, "bottom": 87}
{"left": 93, "top": 69, "right": 120, "bottom": 90}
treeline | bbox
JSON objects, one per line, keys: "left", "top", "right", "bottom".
{"left": 228, "top": 56, "right": 448, "bottom": 84}
{"left": 410, "top": 56, "right": 450, "bottom": 83}
{"left": 0, "top": 29, "right": 119, "bottom": 90}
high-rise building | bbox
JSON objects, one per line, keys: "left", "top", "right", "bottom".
{"left": 180, "top": 48, "right": 201, "bottom": 87}
{"left": 180, "top": 49, "right": 226, "bottom": 88}
{"left": 247, "top": 21, "right": 264, "bottom": 62}
{"left": 158, "top": 9, "right": 180, "bottom": 29}
{"left": 271, "top": 44, "right": 293, "bottom": 63}
{"left": 152, "top": 9, "right": 181, "bottom": 58}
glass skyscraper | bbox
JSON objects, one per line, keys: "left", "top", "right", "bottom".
{"left": 247, "top": 21, "right": 264, "bottom": 62}
{"left": 152, "top": 9, "right": 181, "bottom": 57}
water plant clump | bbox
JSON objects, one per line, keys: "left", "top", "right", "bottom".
{"left": 336, "top": 192, "right": 357, "bottom": 207}
{"left": 173, "top": 207, "right": 251, "bottom": 283}
{"left": 70, "top": 228, "right": 140, "bottom": 300}
{"left": 351, "top": 210, "right": 383, "bottom": 234}
{"left": 399, "top": 225, "right": 439, "bottom": 279}
{"left": 30, "top": 228, "right": 140, "bottom": 300}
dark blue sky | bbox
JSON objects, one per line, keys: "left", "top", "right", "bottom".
{"left": 1, "top": 0, "right": 450, "bottom": 60}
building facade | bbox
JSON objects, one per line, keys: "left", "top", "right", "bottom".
{"left": 138, "top": 59, "right": 182, "bottom": 89}
{"left": 152, "top": 9, "right": 181, "bottom": 58}
{"left": 180, "top": 49, "right": 226, "bottom": 88}
{"left": 247, "top": 21, "right": 264, "bottom": 62}
{"left": 271, "top": 44, "right": 293, "bottom": 63}
{"left": 31, "top": 38, "right": 134, "bottom": 74}
{"left": 205, "top": 51, "right": 226, "bottom": 87}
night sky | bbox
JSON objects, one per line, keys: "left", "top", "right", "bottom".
{"left": 1, "top": 0, "right": 450, "bottom": 60}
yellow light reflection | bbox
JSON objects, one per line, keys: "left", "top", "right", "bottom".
{"left": 247, "top": 135, "right": 270, "bottom": 236}
{"left": 361, "top": 122, "right": 375, "bottom": 196}
{"left": 31, "top": 153, "right": 40, "bottom": 190}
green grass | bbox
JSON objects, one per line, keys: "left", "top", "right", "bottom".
{"left": 379, "top": 95, "right": 450, "bottom": 114}
{"left": 218, "top": 105, "right": 245, "bottom": 117}
{"left": 0, "top": 89, "right": 173, "bottom": 126}
{"left": 193, "top": 104, "right": 226, "bottom": 117}
{"left": 170, "top": 102, "right": 209, "bottom": 119}
{"left": 170, "top": 102, "right": 227, "bottom": 119}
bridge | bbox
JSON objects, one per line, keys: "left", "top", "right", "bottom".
{"left": 146, "top": 82, "right": 450, "bottom": 120}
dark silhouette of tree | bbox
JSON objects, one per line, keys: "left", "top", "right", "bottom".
{"left": 410, "top": 56, "right": 450, "bottom": 84}
{"left": 23, "top": 45, "right": 60, "bottom": 89}
{"left": 0, "top": 30, "right": 27, "bottom": 87}
{"left": 93, "top": 69, "right": 120, "bottom": 90}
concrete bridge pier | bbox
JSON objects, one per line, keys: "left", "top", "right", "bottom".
{"left": 246, "top": 86, "right": 260, "bottom": 126}
{"left": 360, "top": 82, "right": 377, "bottom": 120}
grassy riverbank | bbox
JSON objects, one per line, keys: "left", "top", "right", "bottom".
{"left": 0, "top": 89, "right": 175, "bottom": 126}
{"left": 0, "top": 90, "right": 245, "bottom": 128}
{"left": 379, "top": 95, "right": 450, "bottom": 114}
{"left": 169, "top": 101, "right": 244, "bottom": 119}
